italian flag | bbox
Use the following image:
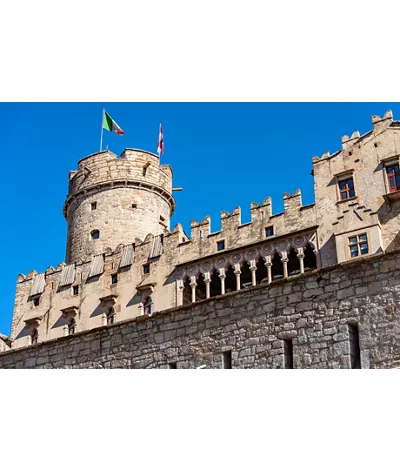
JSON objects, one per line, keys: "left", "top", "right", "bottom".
{"left": 102, "top": 111, "right": 124, "bottom": 135}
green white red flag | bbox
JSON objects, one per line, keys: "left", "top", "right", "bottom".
{"left": 102, "top": 111, "right": 124, "bottom": 135}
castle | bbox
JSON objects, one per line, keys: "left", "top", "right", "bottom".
{"left": 0, "top": 109, "right": 400, "bottom": 368}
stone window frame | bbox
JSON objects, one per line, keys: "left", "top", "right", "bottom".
{"left": 33, "top": 296, "right": 40, "bottom": 307}
{"left": 143, "top": 263, "right": 151, "bottom": 275}
{"left": 111, "top": 273, "right": 118, "bottom": 285}
{"left": 216, "top": 240, "right": 226, "bottom": 251}
{"left": 91, "top": 201, "right": 97, "bottom": 210}
{"left": 381, "top": 156, "right": 400, "bottom": 195}
{"left": 265, "top": 226, "right": 274, "bottom": 238}
{"left": 335, "top": 170, "right": 357, "bottom": 203}
{"left": 90, "top": 229, "right": 100, "bottom": 240}
{"left": 72, "top": 285, "right": 79, "bottom": 296}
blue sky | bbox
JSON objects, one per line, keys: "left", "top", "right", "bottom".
{"left": 0, "top": 102, "right": 398, "bottom": 335}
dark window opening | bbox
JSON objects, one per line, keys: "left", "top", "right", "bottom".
{"left": 68, "top": 318, "right": 76, "bottom": 335}
{"left": 225, "top": 265, "right": 237, "bottom": 293}
{"left": 217, "top": 240, "right": 225, "bottom": 251}
{"left": 91, "top": 202, "right": 97, "bottom": 210}
{"left": 256, "top": 257, "right": 269, "bottom": 284}
{"left": 271, "top": 252, "right": 284, "bottom": 280}
{"left": 210, "top": 269, "right": 221, "bottom": 297}
{"left": 33, "top": 297, "right": 40, "bottom": 307}
{"left": 91, "top": 230, "right": 100, "bottom": 240}
{"left": 142, "top": 167, "right": 147, "bottom": 176}
{"left": 143, "top": 264, "right": 150, "bottom": 275}
{"left": 338, "top": 177, "right": 355, "bottom": 200}
{"left": 195, "top": 273, "right": 207, "bottom": 301}
{"left": 348, "top": 323, "right": 361, "bottom": 369}
{"left": 374, "top": 142, "right": 378, "bottom": 148}
{"left": 283, "top": 339, "right": 294, "bottom": 369}
{"left": 31, "top": 328, "right": 38, "bottom": 345}
{"left": 287, "top": 248, "right": 300, "bottom": 276}
{"left": 240, "top": 261, "right": 252, "bottom": 288}
{"left": 349, "top": 151, "right": 352, "bottom": 156}
{"left": 265, "top": 226, "right": 274, "bottom": 237}
{"left": 349, "top": 233, "right": 369, "bottom": 258}
{"left": 73, "top": 285, "right": 79, "bottom": 296}
{"left": 111, "top": 274, "right": 118, "bottom": 284}
{"left": 132, "top": 203, "right": 137, "bottom": 208}
{"left": 169, "top": 362, "right": 177, "bottom": 369}
{"left": 199, "top": 230, "right": 203, "bottom": 239}
{"left": 160, "top": 215, "right": 165, "bottom": 222}
{"left": 182, "top": 277, "right": 192, "bottom": 305}
{"left": 386, "top": 164, "right": 400, "bottom": 193}
{"left": 107, "top": 308, "right": 115, "bottom": 325}
{"left": 223, "top": 350, "right": 232, "bottom": 369}
{"left": 144, "top": 297, "right": 152, "bottom": 315}
{"left": 304, "top": 244, "right": 317, "bottom": 271}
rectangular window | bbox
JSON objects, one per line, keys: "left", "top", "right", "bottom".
{"left": 169, "top": 362, "right": 177, "bottom": 369}
{"left": 348, "top": 323, "right": 361, "bottom": 369}
{"left": 143, "top": 264, "right": 150, "bottom": 274}
{"left": 386, "top": 164, "right": 400, "bottom": 193}
{"left": 111, "top": 274, "right": 118, "bottom": 284}
{"left": 283, "top": 339, "right": 294, "bottom": 369}
{"left": 132, "top": 203, "right": 137, "bottom": 209}
{"left": 265, "top": 226, "right": 274, "bottom": 237}
{"left": 348, "top": 233, "right": 369, "bottom": 258}
{"left": 222, "top": 350, "right": 232, "bottom": 369}
{"left": 73, "top": 285, "right": 79, "bottom": 296}
{"left": 217, "top": 240, "right": 225, "bottom": 251}
{"left": 338, "top": 177, "right": 355, "bottom": 200}
{"left": 91, "top": 202, "right": 97, "bottom": 210}
{"left": 33, "top": 297, "right": 40, "bottom": 307}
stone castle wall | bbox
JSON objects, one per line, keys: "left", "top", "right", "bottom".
{"left": 2, "top": 250, "right": 400, "bottom": 369}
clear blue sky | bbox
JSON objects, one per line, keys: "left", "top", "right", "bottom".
{"left": 0, "top": 102, "right": 398, "bottom": 335}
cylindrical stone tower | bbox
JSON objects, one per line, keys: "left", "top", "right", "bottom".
{"left": 64, "top": 149, "right": 175, "bottom": 264}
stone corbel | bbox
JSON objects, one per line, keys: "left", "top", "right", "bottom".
{"left": 99, "top": 294, "right": 118, "bottom": 304}
{"left": 60, "top": 306, "right": 79, "bottom": 318}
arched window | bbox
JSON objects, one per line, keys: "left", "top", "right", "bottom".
{"left": 91, "top": 230, "right": 100, "bottom": 240}
{"left": 256, "top": 257, "right": 268, "bottom": 284}
{"left": 31, "top": 328, "right": 38, "bottom": 345}
{"left": 304, "top": 243, "right": 317, "bottom": 271}
{"left": 68, "top": 318, "right": 76, "bottom": 335}
{"left": 287, "top": 247, "right": 300, "bottom": 276}
{"left": 107, "top": 307, "right": 115, "bottom": 325}
{"left": 271, "top": 252, "right": 284, "bottom": 280}
{"left": 240, "top": 261, "right": 252, "bottom": 288}
{"left": 195, "top": 273, "right": 207, "bottom": 301}
{"left": 144, "top": 297, "right": 152, "bottom": 315}
{"left": 209, "top": 268, "right": 221, "bottom": 297}
{"left": 182, "top": 277, "right": 192, "bottom": 305}
{"left": 224, "top": 266, "right": 236, "bottom": 293}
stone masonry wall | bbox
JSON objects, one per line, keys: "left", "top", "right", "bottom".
{"left": 2, "top": 250, "right": 400, "bottom": 369}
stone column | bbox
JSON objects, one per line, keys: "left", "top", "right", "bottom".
{"left": 265, "top": 256, "right": 272, "bottom": 284}
{"left": 234, "top": 264, "right": 241, "bottom": 291}
{"left": 63, "top": 325, "right": 69, "bottom": 337}
{"left": 190, "top": 276, "right": 197, "bottom": 303}
{"left": 297, "top": 248, "right": 305, "bottom": 274}
{"left": 250, "top": 264, "right": 257, "bottom": 286}
{"left": 176, "top": 279, "right": 184, "bottom": 306}
{"left": 282, "top": 253, "right": 288, "bottom": 279}
{"left": 219, "top": 268, "right": 226, "bottom": 295}
{"left": 204, "top": 273, "right": 211, "bottom": 299}
{"left": 101, "top": 313, "right": 107, "bottom": 326}
{"left": 138, "top": 302, "right": 144, "bottom": 316}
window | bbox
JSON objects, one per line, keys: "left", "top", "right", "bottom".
{"left": 338, "top": 177, "right": 355, "bottom": 200}
{"left": 265, "top": 226, "right": 274, "bottom": 237}
{"left": 348, "top": 323, "right": 361, "bottom": 369}
{"left": 199, "top": 230, "right": 203, "bottom": 239}
{"left": 91, "top": 230, "right": 100, "bottom": 240}
{"left": 386, "top": 164, "right": 400, "bottom": 193}
{"left": 349, "top": 233, "right": 369, "bottom": 258}
{"left": 31, "top": 328, "right": 38, "bottom": 345}
{"left": 144, "top": 297, "right": 152, "bottom": 315}
{"left": 33, "top": 297, "right": 40, "bottom": 307}
{"left": 160, "top": 215, "right": 165, "bottom": 222}
{"left": 73, "top": 285, "right": 79, "bottom": 296}
{"left": 107, "top": 308, "right": 115, "bottom": 325}
{"left": 222, "top": 350, "right": 232, "bottom": 369}
{"left": 143, "top": 264, "right": 150, "bottom": 274}
{"left": 111, "top": 274, "right": 118, "bottom": 284}
{"left": 283, "top": 339, "right": 294, "bottom": 369}
{"left": 217, "top": 240, "right": 225, "bottom": 251}
{"left": 132, "top": 203, "right": 137, "bottom": 209}
{"left": 169, "top": 362, "right": 177, "bottom": 369}
{"left": 68, "top": 318, "right": 76, "bottom": 335}
{"left": 91, "top": 202, "right": 97, "bottom": 210}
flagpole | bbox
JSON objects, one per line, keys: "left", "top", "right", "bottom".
{"left": 100, "top": 108, "right": 104, "bottom": 151}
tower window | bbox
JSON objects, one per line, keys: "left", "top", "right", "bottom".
{"left": 73, "top": 285, "right": 79, "bottom": 296}
{"left": 68, "top": 318, "right": 76, "bottom": 335}
{"left": 338, "top": 177, "right": 355, "bottom": 200}
{"left": 111, "top": 273, "right": 118, "bottom": 284}
{"left": 199, "top": 230, "right": 203, "bottom": 239}
{"left": 33, "top": 297, "right": 40, "bottom": 307}
{"left": 222, "top": 350, "right": 232, "bottom": 369}
{"left": 132, "top": 203, "right": 137, "bottom": 208}
{"left": 107, "top": 308, "right": 115, "bottom": 325}
{"left": 385, "top": 163, "right": 400, "bottom": 193}
{"left": 91, "top": 202, "right": 97, "bottom": 210}
{"left": 169, "top": 362, "right": 177, "bottom": 369}
{"left": 31, "top": 328, "right": 39, "bottom": 345}
{"left": 91, "top": 230, "right": 100, "bottom": 240}
{"left": 349, "top": 233, "right": 369, "bottom": 258}
{"left": 217, "top": 240, "right": 225, "bottom": 251}
{"left": 265, "top": 226, "right": 274, "bottom": 237}
{"left": 283, "top": 339, "right": 294, "bottom": 369}
{"left": 143, "top": 264, "right": 150, "bottom": 274}
{"left": 144, "top": 297, "right": 152, "bottom": 315}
